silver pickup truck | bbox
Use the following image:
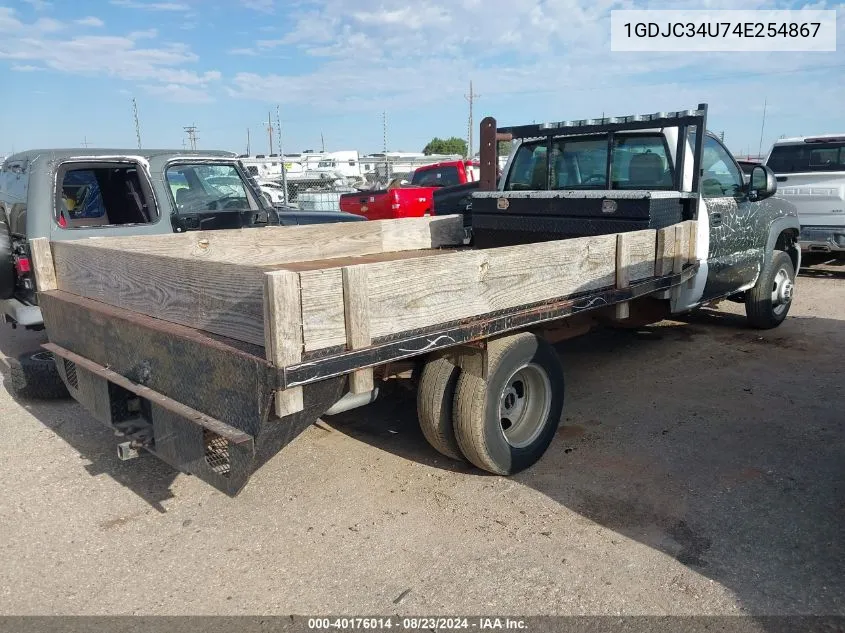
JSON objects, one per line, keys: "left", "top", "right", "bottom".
{"left": 0, "top": 148, "right": 363, "bottom": 397}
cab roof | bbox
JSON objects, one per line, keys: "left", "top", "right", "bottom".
{"left": 772, "top": 134, "right": 845, "bottom": 145}
{"left": 3, "top": 148, "right": 237, "bottom": 163}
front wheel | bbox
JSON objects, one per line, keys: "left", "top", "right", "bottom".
{"left": 452, "top": 333, "right": 564, "bottom": 475}
{"left": 745, "top": 250, "right": 795, "bottom": 329}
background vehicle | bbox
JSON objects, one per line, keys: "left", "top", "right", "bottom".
{"left": 0, "top": 148, "right": 362, "bottom": 398}
{"left": 764, "top": 134, "right": 845, "bottom": 255}
{"left": 339, "top": 160, "right": 479, "bottom": 220}
{"left": 28, "top": 105, "right": 801, "bottom": 495}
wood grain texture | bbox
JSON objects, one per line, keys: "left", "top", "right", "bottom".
{"left": 301, "top": 233, "right": 620, "bottom": 344}
{"left": 264, "top": 270, "right": 304, "bottom": 416}
{"left": 76, "top": 215, "right": 465, "bottom": 266}
{"left": 615, "top": 233, "right": 631, "bottom": 320}
{"left": 53, "top": 241, "right": 268, "bottom": 346}
{"left": 29, "top": 238, "right": 58, "bottom": 292}
{"left": 673, "top": 224, "right": 684, "bottom": 273}
{"left": 624, "top": 229, "right": 657, "bottom": 282}
{"left": 380, "top": 215, "right": 464, "bottom": 251}
{"left": 341, "top": 266, "right": 374, "bottom": 394}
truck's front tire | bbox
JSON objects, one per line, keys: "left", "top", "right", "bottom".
{"left": 452, "top": 333, "right": 564, "bottom": 475}
{"left": 745, "top": 250, "right": 795, "bottom": 329}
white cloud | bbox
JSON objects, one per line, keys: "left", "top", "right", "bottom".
{"left": 0, "top": 8, "right": 219, "bottom": 103}
{"left": 110, "top": 0, "right": 190, "bottom": 11}
{"left": 11, "top": 64, "right": 44, "bottom": 72}
{"left": 129, "top": 28, "right": 159, "bottom": 39}
{"left": 23, "top": 0, "right": 52, "bottom": 11}
{"left": 143, "top": 83, "right": 212, "bottom": 103}
{"left": 75, "top": 16, "right": 105, "bottom": 27}
{"left": 228, "top": 0, "right": 845, "bottom": 113}
{"left": 241, "top": 0, "right": 275, "bottom": 12}
{"left": 229, "top": 48, "right": 259, "bottom": 56}
{"left": 32, "top": 17, "right": 64, "bottom": 32}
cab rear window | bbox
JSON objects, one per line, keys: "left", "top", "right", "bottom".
{"left": 766, "top": 142, "right": 845, "bottom": 173}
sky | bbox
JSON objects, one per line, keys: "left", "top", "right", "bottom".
{"left": 0, "top": 0, "right": 843, "bottom": 158}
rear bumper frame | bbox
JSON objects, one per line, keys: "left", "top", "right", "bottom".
{"left": 799, "top": 226, "right": 845, "bottom": 253}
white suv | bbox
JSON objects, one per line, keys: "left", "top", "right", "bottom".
{"left": 765, "top": 135, "right": 845, "bottom": 254}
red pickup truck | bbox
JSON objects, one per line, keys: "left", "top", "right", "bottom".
{"left": 339, "top": 159, "right": 479, "bottom": 220}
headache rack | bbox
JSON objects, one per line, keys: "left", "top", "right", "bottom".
{"left": 473, "top": 104, "right": 709, "bottom": 246}
{"left": 479, "top": 103, "right": 708, "bottom": 195}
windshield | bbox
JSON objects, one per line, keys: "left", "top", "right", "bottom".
{"left": 165, "top": 163, "right": 259, "bottom": 213}
{"left": 411, "top": 165, "right": 460, "bottom": 187}
{"left": 766, "top": 142, "right": 845, "bottom": 173}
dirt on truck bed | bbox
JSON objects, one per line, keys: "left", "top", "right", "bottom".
{"left": 0, "top": 256, "right": 842, "bottom": 616}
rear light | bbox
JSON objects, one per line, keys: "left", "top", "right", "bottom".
{"left": 14, "top": 257, "right": 31, "bottom": 275}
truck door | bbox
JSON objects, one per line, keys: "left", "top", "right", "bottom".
{"left": 697, "top": 135, "right": 761, "bottom": 300}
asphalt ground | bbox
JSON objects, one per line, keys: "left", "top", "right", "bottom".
{"left": 0, "top": 254, "right": 842, "bottom": 617}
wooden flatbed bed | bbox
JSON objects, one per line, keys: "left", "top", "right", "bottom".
{"left": 30, "top": 214, "right": 697, "bottom": 494}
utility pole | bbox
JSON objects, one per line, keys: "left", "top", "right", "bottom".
{"left": 246, "top": 128, "right": 251, "bottom": 155}
{"left": 267, "top": 112, "right": 274, "bottom": 155}
{"left": 757, "top": 98, "right": 768, "bottom": 158}
{"left": 132, "top": 97, "right": 142, "bottom": 150}
{"left": 465, "top": 80, "right": 480, "bottom": 158}
{"left": 383, "top": 111, "right": 390, "bottom": 181}
{"left": 81, "top": 136, "right": 91, "bottom": 148}
{"left": 183, "top": 124, "right": 198, "bottom": 150}
{"left": 719, "top": 130, "right": 725, "bottom": 142}
{"left": 276, "top": 105, "right": 288, "bottom": 205}
{"left": 321, "top": 132, "right": 326, "bottom": 153}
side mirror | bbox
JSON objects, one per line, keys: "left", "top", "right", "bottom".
{"left": 749, "top": 165, "right": 777, "bottom": 201}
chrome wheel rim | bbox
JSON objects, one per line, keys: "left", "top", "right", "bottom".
{"left": 498, "top": 363, "right": 552, "bottom": 449}
{"left": 771, "top": 267, "right": 794, "bottom": 316}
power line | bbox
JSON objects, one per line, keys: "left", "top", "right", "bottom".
{"left": 132, "top": 98, "right": 142, "bottom": 150}
{"left": 465, "top": 79, "right": 480, "bottom": 158}
{"left": 183, "top": 124, "right": 199, "bottom": 150}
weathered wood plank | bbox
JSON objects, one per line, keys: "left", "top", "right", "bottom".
{"left": 624, "top": 228, "right": 657, "bottom": 282}
{"left": 615, "top": 233, "right": 631, "bottom": 320}
{"left": 380, "top": 215, "right": 465, "bottom": 251}
{"left": 52, "top": 242, "right": 268, "bottom": 346}
{"left": 673, "top": 224, "right": 684, "bottom": 273}
{"left": 297, "top": 250, "right": 456, "bottom": 351}
{"left": 264, "top": 270, "right": 304, "bottom": 416}
{"left": 302, "top": 233, "right": 620, "bottom": 344}
{"left": 341, "top": 266, "right": 374, "bottom": 394}
{"left": 29, "top": 238, "right": 58, "bottom": 292}
{"left": 77, "top": 215, "right": 465, "bottom": 266}
{"left": 687, "top": 219, "right": 698, "bottom": 263}
{"left": 299, "top": 268, "right": 346, "bottom": 350}
{"left": 655, "top": 226, "right": 671, "bottom": 277}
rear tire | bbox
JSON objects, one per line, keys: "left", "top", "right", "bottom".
{"left": 417, "top": 357, "right": 464, "bottom": 461}
{"left": 745, "top": 250, "right": 795, "bottom": 329}
{"left": 9, "top": 350, "right": 70, "bottom": 400}
{"left": 452, "top": 333, "right": 564, "bottom": 475}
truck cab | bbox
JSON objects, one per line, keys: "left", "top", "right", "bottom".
{"left": 473, "top": 105, "right": 801, "bottom": 329}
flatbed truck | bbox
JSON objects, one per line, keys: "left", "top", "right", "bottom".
{"left": 28, "top": 105, "right": 800, "bottom": 494}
